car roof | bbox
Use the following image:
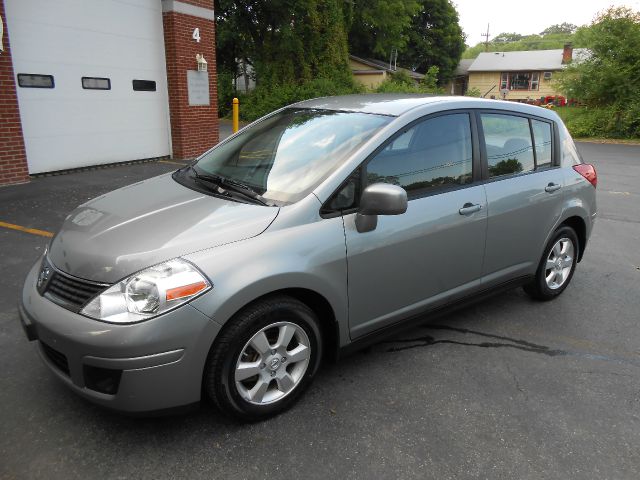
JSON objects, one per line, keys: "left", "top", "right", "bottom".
{"left": 293, "top": 94, "right": 557, "bottom": 119}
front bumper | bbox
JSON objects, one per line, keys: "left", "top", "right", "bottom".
{"left": 20, "top": 259, "right": 221, "bottom": 413}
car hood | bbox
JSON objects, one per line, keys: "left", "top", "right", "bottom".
{"left": 47, "top": 174, "right": 279, "bottom": 283}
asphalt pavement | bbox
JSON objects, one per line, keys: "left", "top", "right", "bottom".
{"left": 0, "top": 142, "right": 638, "bottom": 479}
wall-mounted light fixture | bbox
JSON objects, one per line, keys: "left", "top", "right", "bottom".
{"left": 196, "top": 54, "right": 207, "bottom": 72}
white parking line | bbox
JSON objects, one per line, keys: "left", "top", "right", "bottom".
{"left": 603, "top": 190, "right": 632, "bottom": 195}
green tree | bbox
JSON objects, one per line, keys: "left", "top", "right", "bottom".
{"left": 214, "top": 0, "right": 253, "bottom": 87}
{"left": 348, "top": 0, "right": 421, "bottom": 58}
{"left": 401, "top": 0, "right": 466, "bottom": 81}
{"left": 540, "top": 23, "right": 577, "bottom": 35}
{"left": 556, "top": 7, "right": 640, "bottom": 106}
{"left": 493, "top": 32, "right": 524, "bottom": 43}
{"left": 259, "top": 0, "right": 352, "bottom": 84}
{"left": 215, "top": 0, "right": 352, "bottom": 86}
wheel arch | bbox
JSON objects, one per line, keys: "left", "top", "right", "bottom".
{"left": 244, "top": 288, "right": 340, "bottom": 363}
{"left": 559, "top": 215, "right": 587, "bottom": 262}
{"left": 207, "top": 287, "right": 341, "bottom": 366}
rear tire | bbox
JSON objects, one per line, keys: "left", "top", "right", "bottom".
{"left": 524, "top": 226, "right": 579, "bottom": 301}
{"left": 204, "top": 295, "right": 322, "bottom": 421}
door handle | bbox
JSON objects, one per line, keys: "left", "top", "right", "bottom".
{"left": 459, "top": 203, "right": 482, "bottom": 215}
{"left": 545, "top": 183, "right": 562, "bottom": 193}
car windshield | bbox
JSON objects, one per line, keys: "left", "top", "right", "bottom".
{"left": 192, "top": 108, "right": 392, "bottom": 204}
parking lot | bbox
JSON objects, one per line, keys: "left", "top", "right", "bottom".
{"left": 0, "top": 142, "right": 638, "bottom": 479}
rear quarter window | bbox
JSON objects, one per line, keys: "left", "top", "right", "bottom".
{"left": 558, "top": 120, "right": 583, "bottom": 166}
{"left": 531, "top": 119, "right": 552, "bottom": 168}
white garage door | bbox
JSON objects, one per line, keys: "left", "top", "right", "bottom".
{"left": 5, "top": 0, "right": 171, "bottom": 174}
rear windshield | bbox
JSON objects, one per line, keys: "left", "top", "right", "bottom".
{"left": 194, "top": 108, "right": 391, "bottom": 204}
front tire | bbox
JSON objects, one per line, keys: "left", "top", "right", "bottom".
{"left": 204, "top": 296, "right": 322, "bottom": 421}
{"left": 524, "top": 226, "right": 579, "bottom": 301}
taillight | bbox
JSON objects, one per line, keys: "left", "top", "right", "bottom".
{"left": 573, "top": 164, "right": 597, "bottom": 188}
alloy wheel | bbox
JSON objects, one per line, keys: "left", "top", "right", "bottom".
{"left": 544, "top": 237, "right": 575, "bottom": 290}
{"left": 234, "top": 322, "right": 311, "bottom": 405}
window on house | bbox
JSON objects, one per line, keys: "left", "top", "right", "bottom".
{"left": 530, "top": 72, "right": 540, "bottom": 90}
{"left": 132, "top": 80, "right": 156, "bottom": 91}
{"left": 17, "top": 74, "right": 54, "bottom": 88}
{"left": 510, "top": 72, "right": 531, "bottom": 90}
{"left": 500, "top": 72, "right": 541, "bottom": 91}
{"left": 82, "top": 77, "right": 111, "bottom": 90}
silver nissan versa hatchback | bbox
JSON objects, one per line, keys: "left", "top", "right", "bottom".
{"left": 20, "top": 95, "right": 597, "bottom": 420}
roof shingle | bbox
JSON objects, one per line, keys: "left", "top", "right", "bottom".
{"left": 468, "top": 48, "right": 589, "bottom": 72}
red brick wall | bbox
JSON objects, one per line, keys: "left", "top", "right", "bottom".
{"left": 0, "top": 0, "right": 29, "bottom": 186}
{"left": 163, "top": 5, "right": 219, "bottom": 159}
{"left": 178, "top": 0, "right": 214, "bottom": 8}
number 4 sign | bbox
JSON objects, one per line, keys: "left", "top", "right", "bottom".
{"left": 192, "top": 28, "right": 201, "bottom": 43}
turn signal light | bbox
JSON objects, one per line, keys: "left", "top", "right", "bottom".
{"left": 166, "top": 281, "right": 208, "bottom": 301}
{"left": 573, "top": 164, "right": 597, "bottom": 188}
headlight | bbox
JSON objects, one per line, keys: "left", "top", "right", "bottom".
{"left": 80, "top": 259, "right": 211, "bottom": 324}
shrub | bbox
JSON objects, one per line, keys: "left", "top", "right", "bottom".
{"left": 375, "top": 78, "right": 424, "bottom": 94}
{"left": 553, "top": 7, "right": 640, "bottom": 139}
{"left": 374, "top": 67, "right": 444, "bottom": 95}
{"left": 236, "top": 77, "right": 364, "bottom": 122}
{"left": 556, "top": 104, "right": 640, "bottom": 139}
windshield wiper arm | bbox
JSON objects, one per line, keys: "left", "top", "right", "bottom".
{"left": 187, "top": 166, "right": 272, "bottom": 206}
{"left": 219, "top": 177, "right": 273, "bottom": 206}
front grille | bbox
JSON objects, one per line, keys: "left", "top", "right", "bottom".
{"left": 43, "top": 269, "right": 107, "bottom": 311}
{"left": 41, "top": 342, "right": 70, "bottom": 376}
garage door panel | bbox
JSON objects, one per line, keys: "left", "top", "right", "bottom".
{"left": 18, "top": 91, "right": 168, "bottom": 135}
{"left": 25, "top": 128, "right": 171, "bottom": 171}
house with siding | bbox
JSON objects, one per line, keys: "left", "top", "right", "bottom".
{"left": 464, "top": 44, "right": 587, "bottom": 101}
{"left": 445, "top": 58, "right": 473, "bottom": 95}
{"left": 349, "top": 54, "right": 424, "bottom": 89}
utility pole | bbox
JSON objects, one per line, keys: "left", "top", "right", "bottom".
{"left": 481, "top": 23, "right": 490, "bottom": 51}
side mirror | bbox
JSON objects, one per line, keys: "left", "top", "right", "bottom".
{"left": 355, "top": 183, "right": 408, "bottom": 233}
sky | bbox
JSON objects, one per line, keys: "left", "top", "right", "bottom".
{"left": 454, "top": 0, "right": 640, "bottom": 46}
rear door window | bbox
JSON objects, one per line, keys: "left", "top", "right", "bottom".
{"left": 366, "top": 113, "right": 474, "bottom": 198}
{"left": 480, "top": 113, "right": 535, "bottom": 177}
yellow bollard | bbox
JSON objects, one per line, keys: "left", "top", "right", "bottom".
{"left": 232, "top": 97, "right": 239, "bottom": 133}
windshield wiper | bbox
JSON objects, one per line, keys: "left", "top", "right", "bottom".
{"left": 187, "top": 166, "right": 272, "bottom": 206}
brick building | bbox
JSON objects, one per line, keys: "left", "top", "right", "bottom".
{"left": 0, "top": 0, "right": 218, "bottom": 186}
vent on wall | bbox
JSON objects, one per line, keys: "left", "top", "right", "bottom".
{"left": 543, "top": 71, "right": 553, "bottom": 80}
